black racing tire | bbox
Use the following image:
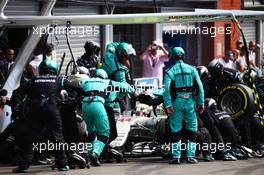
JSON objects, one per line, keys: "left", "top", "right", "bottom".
{"left": 255, "top": 77, "right": 264, "bottom": 105}
{"left": 155, "top": 118, "right": 170, "bottom": 143}
{"left": 123, "top": 140, "right": 134, "bottom": 153}
{"left": 217, "top": 84, "right": 256, "bottom": 123}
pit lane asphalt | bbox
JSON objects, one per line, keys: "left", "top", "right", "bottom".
{"left": 0, "top": 157, "right": 264, "bottom": 175}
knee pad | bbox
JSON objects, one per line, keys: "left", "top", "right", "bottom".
{"left": 185, "top": 130, "right": 197, "bottom": 142}
{"left": 170, "top": 131, "right": 181, "bottom": 142}
{"left": 87, "top": 131, "right": 97, "bottom": 142}
{"left": 97, "top": 135, "right": 109, "bottom": 144}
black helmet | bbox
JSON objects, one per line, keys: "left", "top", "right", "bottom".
{"left": 84, "top": 41, "right": 100, "bottom": 56}
{"left": 196, "top": 66, "right": 210, "bottom": 83}
{"left": 39, "top": 59, "right": 59, "bottom": 75}
{"left": 208, "top": 59, "right": 223, "bottom": 78}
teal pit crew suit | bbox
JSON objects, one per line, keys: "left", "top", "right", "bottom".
{"left": 102, "top": 42, "right": 136, "bottom": 112}
{"left": 79, "top": 69, "right": 135, "bottom": 166}
{"left": 102, "top": 42, "right": 136, "bottom": 144}
{"left": 102, "top": 42, "right": 135, "bottom": 83}
{"left": 163, "top": 47, "right": 204, "bottom": 164}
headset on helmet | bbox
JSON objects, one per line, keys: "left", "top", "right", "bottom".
{"left": 204, "top": 98, "right": 218, "bottom": 111}
{"left": 39, "top": 59, "right": 59, "bottom": 75}
{"left": 208, "top": 59, "right": 224, "bottom": 78}
{"left": 94, "top": 69, "right": 108, "bottom": 79}
{"left": 169, "top": 47, "right": 185, "bottom": 60}
{"left": 196, "top": 66, "right": 210, "bottom": 83}
{"left": 116, "top": 42, "right": 136, "bottom": 62}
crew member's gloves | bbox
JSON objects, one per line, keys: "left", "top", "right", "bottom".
{"left": 0, "top": 96, "right": 8, "bottom": 105}
{"left": 165, "top": 107, "right": 174, "bottom": 117}
{"left": 134, "top": 91, "right": 139, "bottom": 98}
{"left": 0, "top": 96, "right": 8, "bottom": 112}
{"left": 197, "top": 105, "right": 205, "bottom": 115}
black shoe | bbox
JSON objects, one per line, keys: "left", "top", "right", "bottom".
{"left": 51, "top": 164, "right": 70, "bottom": 171}
{"left": 32, "top": 157, "right": 53, "bottom": 165}
{"left": 58, "top": 166, "right": 69, "bottom": 171}
{"left": 69, "top": 153, "right": 87, "bottom": 169}
{"left": 203, "top": 154, "right": 215, "bottom": 162}
{"left": 12, "top": 167, "right": 29, "bottom": 173}
{"left": 222, "top": 153, "right": 237, "bottom": 161}
{"left": 169, "top": 158, "right": 181, "bottom": 164}
{"left": 187, "top": 157, "right": 198, "bottom": 164}
{"left": 89, "top": 153, "right": 100, "bottom": 166}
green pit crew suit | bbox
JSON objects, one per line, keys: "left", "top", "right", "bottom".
{"left": 163, "top": 47, "right": 204, "bottom": 163}
{"left": 102, "top": 42, "right": 136, "bottom": 112}
{"left": 102, "top": 42, "right": 136, "bottom": 144}
{"left": 102, "top": 42, "right": 133, "bottom": 83}
{"left": 78, "top": 70, "right": 135, "bottom": 165}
